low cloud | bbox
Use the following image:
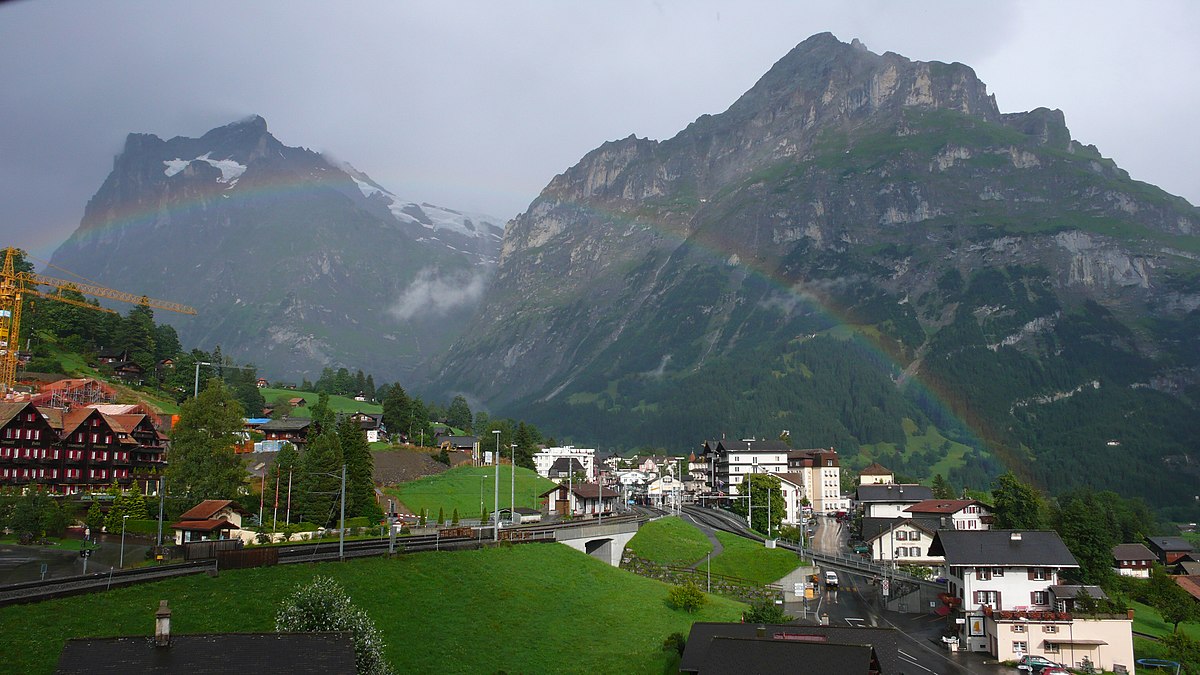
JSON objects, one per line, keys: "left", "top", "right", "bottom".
{"left": 389, "top": 267, "right": 487, "bottom": 320}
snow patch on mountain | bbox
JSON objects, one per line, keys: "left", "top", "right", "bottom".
{"left": 163, "top": 153, "right": 248, "bottom": 183}
{"left": 345, "top": 167, "right": 501, "bottom": 240}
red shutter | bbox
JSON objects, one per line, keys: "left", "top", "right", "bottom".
{"left": 1027, "top": 568, "right": 1035, "bottom": 580}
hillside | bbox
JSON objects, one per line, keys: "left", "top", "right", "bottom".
{"left": 0, "top": 545, "right": 744, "bottom": 674}
{"left": 429, "top": 33, "right": 1200, "bottom": 516}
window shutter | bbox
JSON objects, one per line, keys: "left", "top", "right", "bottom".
{"left": 974, "top": 590, "right": 983, "bottom": 604}
{"left": 1027, "top": 568, "right": 1035, "bottom": 580}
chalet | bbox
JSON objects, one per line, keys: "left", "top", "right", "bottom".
{"left": 287, "top": 397, "right": 308, "bottom": 407}
{"left": 95, "top": 347, "right": 129, "bottom": 365}
{"left": 49, "top": 407, "right": 135, "bottom": 493}
{"left": 437, "top": 435, "right": 479, "bottom": 460}
{"left": 540, "top": 482, "right": 620, "bottom": 517}
{"left": 110, "top": 360, "right": 145, "bottom": 383}
{"left": 862, "top": 517, "right": 941, "bottom": 566}
{"left": 258, "top": 418, "right": 312, "bottom": 448}
{"left": 1112, "top": 543, "right": 1156, "bottom": 578}
{"left": 255, "top": 377, "right": 268, "bottom": 388}
{"left": 1145, "top": 536, "right": 1195, "bottom": 565}
{"left": 855, "top": 483, "right": 933, "bottom": 519}
{"left": 681, "top": 623, "right": 903, "bottom": 675}
{"left": 170, "top": 499, "right": 248, "bottom": 544}
{"left": 57, "top": 601, "right": 356, "bottom": 674}
{"left": 0, "top": 401, "right": 62, "bottom": 492}
{"left": 346, "top": 411, "right": 384, "bottom": 443}
{"left": 931, "top": 529, "right": 1134, "bottom": 672}
{"left": 904, "top": 499, "right": 992, "bottom": 531}
{"left": 104, "top": 412, "right": 167, "bottom": 493}
{"left": 858, "top": 462, "right": 894, "bottom": 485}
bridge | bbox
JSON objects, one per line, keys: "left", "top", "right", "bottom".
{"left": 549, "top": 520, "right": 641, "bottom": 566}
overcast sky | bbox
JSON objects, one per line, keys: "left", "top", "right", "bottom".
{"left": 1, "top": 0, "right": 1197, "bottom": 261}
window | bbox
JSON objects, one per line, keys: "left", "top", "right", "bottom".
{"left": 910, "top": 532, "right": 921, "bottom": 541}
{"left": 1043, "top": 625, "right": 1058, "bottom": 633}
{"left": 992, "top": 567, "right": 1004, "bottom": 577}
{"left": 896, "top": 530, "right": 908, "bottom": 541}
{"left": 895, "top": 548, "right": 905, "bottom": 558}
{"left": 1012, "top": 641, "right": 1027, "bottom": 654}
{"left": 973, "top": 590, "right": 1000, "bottom": 605}
{"left": 1012, "top": 624, "right": 1026, "bottom": 633}
{"left": 1031, "top": 591, "right": 1049, "bottom": 605}
{"left": 1044, "top": 642, "right": 1060, "bottom": 654}
{"left": 976, "top": 568, "right": 992, "bottom": 581}
{"left": 1029, "top": 568, "right": 1049, "bottom": 581}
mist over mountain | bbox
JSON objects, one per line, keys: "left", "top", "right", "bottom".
{"left": 49, "top": 115, "right": 504, "bottom": 382}
{"left": 429, "top": 34, "right": 1200, "bottom": 514}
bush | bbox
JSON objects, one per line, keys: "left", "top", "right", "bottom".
{"left": 667, "top": 581, "right": 707, "bottom": 613}
{"left": 662, "top": 632, "right": 687, "bottom": 655}
{"left": 743, "top": 598, "right": 793, "bottom": 624}
{"left": 276, "top": 576, "right": 394, "bottom": 675}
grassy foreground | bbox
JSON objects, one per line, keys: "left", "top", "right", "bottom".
{"left": 0, "top": 543, "right": 743, "bottom": 674}
{"left": 387, "top": 465, "right": 556, "bottom": 518}
{"left": 626, "top": 516, "right": 714, "bottom": 566}
{"left": 708, "top": 531, "right": 803, "bottom": 585}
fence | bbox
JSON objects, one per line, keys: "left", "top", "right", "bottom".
{"left": 216, "top": 546, "right": 279, "bottom": 570}
{"left": 183, "top": 539, "right": 244, "bottom": 561}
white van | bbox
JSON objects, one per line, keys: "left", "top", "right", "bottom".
{"left": 825, "top": 571, "right": 839, "bottom": 588}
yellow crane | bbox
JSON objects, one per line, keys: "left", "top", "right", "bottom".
{"left": 0, "top": 247, "right": 197, "bottom": 390}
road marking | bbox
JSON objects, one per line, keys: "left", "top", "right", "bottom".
{"left": 844, "top": 617, "right": 865, "bottom": 627}
{"left": 897, "top": 649, "right": 936, "bottom": 673}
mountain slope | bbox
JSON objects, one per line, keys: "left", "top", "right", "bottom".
{"left": 431, "top": 34, "right": 1200, "bottom": 514}
{"left": 49, "top": 116, "right": 504, "bottom": 381}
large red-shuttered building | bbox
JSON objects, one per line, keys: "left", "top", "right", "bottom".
{"left": 0, "top": 401, "right": 167, "bottom": 494}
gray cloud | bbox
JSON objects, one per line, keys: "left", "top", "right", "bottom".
{"left": 0, "top": 1, "right": 1196, "bottom": 262}
{"left": 389, "top": 267, "right": 488, "bottom": 321}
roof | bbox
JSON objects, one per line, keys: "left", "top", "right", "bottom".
{"left": 258, "top": 418, "right": 312, "bottom": 432}
{"left": 1112, "top": 543, "right": 1156, "bottom": 560}
{"left": 858, "top": 462, "right": 893, "bottom": 475}
{"left": 1146, "top": 536, "right": 1195, "bottom": 553}
{"left": 549, "top": 457, "right": 585, "bottom": 474}
{"left": 1176, "top": 576, "right": 1200, "bottom": 602}
{"left": 771, "top": 473, "right": 806, "bottom": 488}
{"left": 0, "top": 401, "right": 30, "bottom": 428}
{"left": 695, "top": 637, "right": 874, "bottom": 675}
{"left": 1049, "top": 585, "right": 1108, "bottom": 600}
{"left": 680, "top": 623, "right": 902, "bottom": 675}
{"left": 57, "top": 632, "right": 356, "bottom": 674}
{"left": 929, "top": 530, "right": 1079, "bottom": 568}
{"left": 169, "top": 519, "right": 240, "bottom": 532}
{"left": 178, "top": 500, "right": 241, "bottom": 520}
{"left": 905, "top": 499, "right": 986, "bottom": 515}
{"left": 854, "top": 483, "right": 933, "bottom": 503}
{"left": 861, "top": 517, "right": 938, "bottom": 544}
{"left": 1175, "top": 561, "right": 1200, "bottom": 575}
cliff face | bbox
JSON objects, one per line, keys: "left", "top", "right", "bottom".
{"left": 50, "top": 116, "right": 503, "bottom": 380}
{"left": 431, "top": 34, "right": 1200, "bottom": 510}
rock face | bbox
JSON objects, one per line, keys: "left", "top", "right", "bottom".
{"left": 431, "top": 33, "right": 1200, "bottom": 509}
{"left": 49, "top": 116, "right": 503, "bottom": 380}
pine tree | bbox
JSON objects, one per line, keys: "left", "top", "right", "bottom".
{"left": 338, "top": 415, "right": 381, "bottom": 521}
{"left": 166, "top": 379, "right": 246, "bottom": 502}
{"left": 437, "top": 507, "right": 444, "bottom": 526}
{"left": 299, "top": 430, "right": 343, "bottom": 527}
{"left": 451, "top": 508, "right": 459, "bottom": 525}
{"left": 85, "top": 501, "right": 104, "bottom": 534}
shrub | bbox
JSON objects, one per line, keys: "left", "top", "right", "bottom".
{"left": 743, "top": 598, "right": 792, "bottom": 624}
{"left": 667, "top": 581, "right": 707, "bottom": 613}
{"left": 662, "top": 632, "right": 687, "bottom": 655}
{"left": 276, "top": 576, "right": 394, "bottom": 675}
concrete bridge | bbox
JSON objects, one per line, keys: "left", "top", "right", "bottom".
{"left": 554, "top": 520, "right": 641, "bottom": 566}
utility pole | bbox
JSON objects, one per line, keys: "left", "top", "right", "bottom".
{"left": 388, "top": 499, "right": 396, "bottom": 554}
{"left": 338, "top": 464, "right": 346, "bottom": 561}
{"left": 510, "top": 443, "right": 516, "bottom": 528}
{"left": 156, "top": 476, "right": 165, "bottom": 547}
{"left": 492, "top": 430, "right": 500, "bottom": 542}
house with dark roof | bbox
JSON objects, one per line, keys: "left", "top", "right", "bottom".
{"left": 258, "top": 418, "right": 312, "bottom": 448}
{"left": 170, "top": 499, "right": 249, "bottom": 544}
{"left": 930, "top": 529, "right": 1134, "bottom": 672}
{"left": 1112, "top": 543, "right": 1156, "bottom": 578}
{"left": 680, "top": 623, "right": 899, "bottom": 675}
{"left": 1145, "top": 536, "right": 1195, "bottom": 565}
{"left": 57, "top": 600, "right": 356, "bottom": 674}
{"left": 861, "top": 517, "right": 941, "bottom": 566}
{"left": 857, "top": 462, "right": 894, "bottom": 485}
{"left": 854, "top": 483, "right": 933, "bottom": 518}
{"left": 547, "top": 456, "right": 585, "bottom": 481}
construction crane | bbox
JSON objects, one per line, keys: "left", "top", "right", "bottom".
{"left": 0, "top": 247, "right": 197, "bottom": 390}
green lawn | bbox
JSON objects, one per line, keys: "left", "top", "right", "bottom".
{"left": 385, "top": 465, "right": 556, "bottom": 519}
{"left": 707, "top": 531, "right": 804, "bottom": 584}
{"left": 1131, "top": 600, "right": 1200, "bottom": 639}
{"left": 0, "top": 544, "right": 743, "bottom": 674}
{"left": 626, "top": 516, "right": 714, "bottom": 566}
{"left": 260, "top": 387, "right": 382, "bottom": 416}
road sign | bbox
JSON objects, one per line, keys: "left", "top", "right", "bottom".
{"left": 882, "top": 578, "right": 890, "bottom": 597}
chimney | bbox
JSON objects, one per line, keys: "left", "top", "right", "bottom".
{"left": 1010, "top": 532, "right": 1022, "bottom": 542}
{"left": 756, "top": 626, "right": 766, "bottom": 638}
{"left": 154, "top": 600, "right": 172, "bottom": 647}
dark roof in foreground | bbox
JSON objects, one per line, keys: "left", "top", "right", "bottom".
{"left": 57, "top": 632, "right": 355, "bottom": 674}
{"left": 696, "top": 637, "right": 874, "bottom": 675}
{"left": 681, "top": 622, "right": 903, "bottom": 675}
{"left": 855, "top": 483, "right": 933, "bottom": 503}
{"left": 929, "top": 530, "right": 1079, "bottom": 567}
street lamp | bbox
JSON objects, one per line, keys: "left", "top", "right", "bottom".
{"left": 492, "top": 430, "right": 500, "bottom": 541}
{"left": 119, "top": 514, "right": 130, "bottom": 568}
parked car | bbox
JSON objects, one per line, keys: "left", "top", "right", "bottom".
{"left": 1039, "top": 668, "right": 1070, "bottom": 675}
{"left": 825, "top": 571, "right": 839, "bottom": 588}
{"left": 1015, "top": 655, "right": 1063, "bottom": 674}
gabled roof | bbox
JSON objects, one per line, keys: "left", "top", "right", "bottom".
{"left": 169, "top": 519, "right": 240, "bottom": 532}
{"left": 1112, "top": 543, "right": 1156, "bottom": 561}
{"left": 680, "top": 623, "right": 902, "bottom": 675}
{"left": 37, "top": 406, "right": 63, "bottom": 431}
{"left": 1176, "top": 576, "right": 1200, "bottom": 602}
{"left": 858, "top": 462, "right": 893, "bottom": 476}
{"left": 0, "top": 401, "right": 31, "bottom": 428}
{"left": 772, "top": 473, "right": 807, "bottom": 489}
{"left": 861, "top": 517, "right": 938, "bottom": 544}
{"left": 854, "top": 483, "right": 933, "bottom": 503}
{"left": 178, "top": 499, "right": 244, "bottom": 520}
{"left": 929, "top": 530, "right": 1079, "bottom": 568}
{"left": 549, "top": 457, "right": 585, "bottom": 474}
{"left": 905, "top": 499, "right": 987, "bottom": 515}
{"left": 258, "top": 418, "right": 312, "bottom": 432}
{"left": 696, "top": 637, "right": 875, "bottom": 675}
{"left": 1145, "top": 536, "right": 1194, "bottom": 553}
{"left": 61, "top": 407, "right": 104, "bottom": 436}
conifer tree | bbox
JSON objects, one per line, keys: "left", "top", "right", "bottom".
{"left": 166, "top": 379, "right": 246, "bottom": 502}
{"left": 299, "top": 429, "right": 343, "bottom": 527}
{"left": 338, "top": 415, "right": 381, "bottom": 521}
